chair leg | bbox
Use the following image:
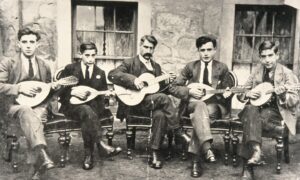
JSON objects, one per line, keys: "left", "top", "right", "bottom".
{"left": 223, "top": 130, "right": 230, "bottom": 166}
{"left": 11, "top": 135, "right": 19, "bottom": 173}
{"left": 106, "top": 127, "right": 114, "bottom": 146}
{"left": 58, "top": 133, "right": 71, "bottom": 168}
{"left": 126, "top": 127, "right": 133, "bottom": 160}
{"left": 181, "top": 129, "right": 188, "bottom": 161}
{"left": 231, "top": 131, "right": 239, "bottom": 167}
{"left": 131, "top": 127, "right": 136, "bottom": 150}
{"left": 165, "top": 130, "right": 174, "bottom": 160}
{"left": 276, "top": 136, "right": 283, "bottom": 174}
{"left": 283, "top": 135, "right": 290, "bottom": 164}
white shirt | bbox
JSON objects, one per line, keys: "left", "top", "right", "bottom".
{"left": 139, "top": 54, "right": 153, "bottom": 71}
{"left": 81, "top": 61, "right": 94, "bottom": 79}
{"left": 199, "top": 60, "right": 212, "bottom": 84}
{"left": 21, "top": 53, "right": 38, "bottom": 76}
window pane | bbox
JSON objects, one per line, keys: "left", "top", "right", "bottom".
{"left": 104, "top": 32, "right": 116, "bottom": 56}
{"left": 235, "top": 11, "right": 256, "bottom": 35}
{"left": 274, "top": 11, "right": 292, "bottom": 36}
{"left": 234, "top": 36, "right": 254, "bottom": 62}
{"left": 97, "top": 6, "right": 114, "bottom": 31}
{"left": 116, "top": 5, "right": 134, "bottom": 31}
{"left": 77, "top": 6, "right": 95, "bottom": 30}
{"left": 273, "top": 37, "right": 293, "bottom": 65}
{"left": 115, "top": 33, "right": 134, "bottom": 56}
{"left": 255, "top": 11, "right": 273, "bottom": 35}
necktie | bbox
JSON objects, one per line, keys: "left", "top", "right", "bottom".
{"left": 263, "top": 68, "right": 271, "bottom": 82}
{"left": 28, "top": 58, "right": 34, "bottom": 78}
{"left": 85, "top": 65, "right": 90, "bottom": 79}
{"left": 203, "top": 62, "right": 209, "bottom": 85}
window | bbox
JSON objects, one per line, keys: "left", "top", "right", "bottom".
{"left": 233, "top": 5, "right": 296, "bottom": 71}
{"left": 72, "top": 1, "right": 138, "bottom": 61}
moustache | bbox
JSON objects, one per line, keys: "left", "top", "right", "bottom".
{"left": 143, "top": 53, "right": 152, "bottom": 58}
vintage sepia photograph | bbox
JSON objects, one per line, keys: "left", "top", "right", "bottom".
{"left": 0, "top": 0, "right": 300, "bottom": 179}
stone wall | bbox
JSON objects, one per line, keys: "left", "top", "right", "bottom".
{"left": 0, "top": 0, "right": 57, "bottom": 72}
{"left": 151, "top": 0, "right": 223, "bottom": 74}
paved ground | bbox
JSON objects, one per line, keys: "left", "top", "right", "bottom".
{"left": 1, "top": 120, "right": 300, "bottom": 180}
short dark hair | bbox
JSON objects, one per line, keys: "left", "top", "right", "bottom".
{"left": 196, "top": 36, "right": 217, "bottom": 49}
{"left": 18, "top": 27, "right": 41, "bottom": 41}
{"left": 258, "top": 40, "right": 278, "bottom": 55}
{"left": 140, "top": 35, "right": 158, "bottom": 48}
{"left": 80, "top": 42, "right": 98, "bottom": 54}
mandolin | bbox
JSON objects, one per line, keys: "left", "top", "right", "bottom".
{"left": 16, "top": 76, "right": 78, "bottom": 107}
{"left": 70, "top": 86, "right": 113, "bottom": 105}
{"left": 188, "top": 83, "right": 251, "bottom": 102}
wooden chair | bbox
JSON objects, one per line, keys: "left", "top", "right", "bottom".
{"left": 1, "top": 67, "right": 115, "bottom": 171}
{"left": 230, "top": 117, "right": 289, "bottom": 174}
{"left": 179, "top": 71, "right": 238, "bottom": 165}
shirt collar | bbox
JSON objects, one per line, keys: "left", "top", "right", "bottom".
{"left": 21, "top": 53, "right": 36, "bottom": 63}
{"left": 81, "top": 61, "right": 94, "bottom": 70}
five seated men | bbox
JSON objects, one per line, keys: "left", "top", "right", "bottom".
{"left": 0, "top": 27, "right": 298, "bottom": 179}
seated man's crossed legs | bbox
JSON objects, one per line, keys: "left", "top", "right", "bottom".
{"left": 8, "top": 103, "right": 54, "bottom": 178}
{"left": 187, "top": 100, "right": 229, "bottom": 177}
{"left": 140, "top": 93, "right": 190, "bottom": 169}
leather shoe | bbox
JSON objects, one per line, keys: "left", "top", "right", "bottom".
{"left": 31, "top": 170, "right": 40, "bottom": 180}
{"left": 82, "top": 155, "right": 94, "bottom": 170}
{"left": 247, "top": 144, "right": 262, "bottom": 166}
{"left": 241, "top": 163, "right": 254, "bottom": 180}
{"left": 99, "top": 141, "right": 122, "bottom": 157}
{"left": 205, "top": 149, "right": 216, "bottom": 163}
{"left": 191, "top": 161, "right": 202, "bottom": 178}
{"left": 150, "top": 150, "right": 163, "bottom": 169}
{"left": 174, "top": 128, "right": 191, "bottom": 143}
{"left": 39, "top": 148, "right": 55, "bottom": 171}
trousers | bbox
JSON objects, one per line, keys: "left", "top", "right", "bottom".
{"left": 8, "top": 102, "right": 49, "bottom": 149}
{"left": 238, "top": 105, "right": 282, "bottom": 159}
{"left": 139, "top": 93, "right": 179, "bottom": 150}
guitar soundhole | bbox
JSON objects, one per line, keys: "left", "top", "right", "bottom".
{"left": 86, "top": 91, "right": 91, "bottom": 96}
{"left": 143, "top": 81, "right": 148, "bottom": 87}
{"left": 202, "top": 89, "right": 206, "bottom": 95}
{"left": 36, "top": 87, "right": 42, "bottom": 93}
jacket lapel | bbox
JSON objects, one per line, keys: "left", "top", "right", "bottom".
{"left": 193, "top": 60, "right": 201, "bottom": 83}
{"left": 133, "top": 56, "right": 142, "bottom": 76}
{"left": 36, "top": 57, "right": 47, "bottom": 82}
{"left": 10, "top": 55, "right": 22, "bottom": 84}
{"left": 211, "top": 60, "right": 220, "bottom": 88}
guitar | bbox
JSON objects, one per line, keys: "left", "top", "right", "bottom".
{"left": 188, "top": 83, "right": 251, "bottom": 102}
{"left": 70, "top": 86, "right": 113, "bottom": 105}
{"left": 114, "top": 73, "right": 170, "bottom": 106}
{"left": 16, "top": 76, "right": 78, "bottom": 107}
{"left": 249, "top": 82, "right": 300, "bottom": 106}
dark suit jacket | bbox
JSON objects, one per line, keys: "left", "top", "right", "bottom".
{"left": 169, "top": 59, "right": 230, "bottom": 116}
{"left": 108, "top": 55, "right": 168, "bottom": 120}
{"left": 0, "top": 54, "right": 51, "bottom": 114}
{"left": 59, "top": 62, "right": 108, "bottom": 116}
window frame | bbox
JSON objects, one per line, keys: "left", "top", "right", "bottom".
{"left": 219, "top": 0, "right": 300, "bottom": 76}
{"left": 56, "top": 0, "right": 152, "bottom": 68}
{"left": 233, "top": 5, "right": 296, "bottom": 70}
{"left": 72, "top": 1, "right": 138, "bottom": 61}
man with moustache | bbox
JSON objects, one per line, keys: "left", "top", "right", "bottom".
{"left": 169, "top": 35, "right": 232, "bottom": 177}
{"left": 108, "top": 35, "right": 190, "bottom": 169}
